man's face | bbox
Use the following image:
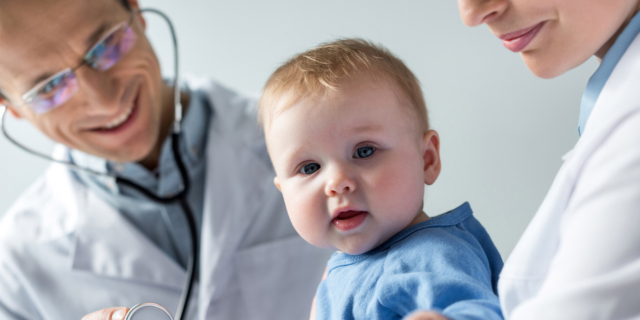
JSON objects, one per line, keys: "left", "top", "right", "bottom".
{"left": 458, "top": 0, "right": 640, "bottom": 78}
{"left": 267, "top": 77, "right": 433, "bottom": 255}
{"left": 0, "top": 0, "right": 169, "bottom": 163}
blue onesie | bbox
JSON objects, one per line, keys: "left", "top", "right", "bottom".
{"left": 315, "top": 202, "right": 503, "bottom": 320}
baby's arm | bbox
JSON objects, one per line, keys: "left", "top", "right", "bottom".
{"left": 376, "top": 234, "right": 503, "bottom": 320}
{"left": 377, "top": 270, "right": 502, "bottom": 320}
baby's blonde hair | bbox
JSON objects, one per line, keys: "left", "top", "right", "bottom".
{"left": 258, "top": 38, "right": 429, "bottom": 132}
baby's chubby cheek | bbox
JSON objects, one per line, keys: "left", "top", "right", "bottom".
{"left": 370, "top": 157, "right": 425, "bottom": 212}
{"left": 281, "top": 186, "right": 331, "bottom": 249}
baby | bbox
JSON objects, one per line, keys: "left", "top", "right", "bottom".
{"left": 259, "top": 39, "right": 503, "bottom": 320}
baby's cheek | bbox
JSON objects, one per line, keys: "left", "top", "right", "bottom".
{"left": 378, "top": 162, "right": 422, "bottom": 197}
{"left": 282, "top": 186, "right": 329, "bottom": 248}
{"left": 371, "top": 159, "right": 425, "bottom": 214}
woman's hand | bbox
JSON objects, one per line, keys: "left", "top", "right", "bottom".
{"left": 81, "top": 307, "right": 130, "bottom": 320}
{"left": 404, "top": 311, "right": 449, "bottom": 320}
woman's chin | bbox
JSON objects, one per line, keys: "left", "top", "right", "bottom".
{"left": 522, "top": 51, "right": 592, "bottom": 79}
{"left": 524, "top": 58, "right": 567, "bottom": 79}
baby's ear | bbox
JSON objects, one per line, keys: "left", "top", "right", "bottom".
{"left": 422, "top": 130, "right": 441, "bottom": 185}
{"left": 273, "top": 176, "right": 282, "bottom": 192}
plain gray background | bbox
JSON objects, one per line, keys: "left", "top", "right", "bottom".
{"left": 0, "top": 0, "right": 597, "bottom": 258}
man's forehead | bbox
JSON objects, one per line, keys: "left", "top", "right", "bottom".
{"left": 0, "top": 0, "right": 122, "bottom": 94}
{"left": 0, "top": 0, "right": 118, "bottom": 25}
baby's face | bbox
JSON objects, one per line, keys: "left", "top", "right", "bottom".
{"left": 267, "top": 78, "right": 437, "bottom": 255}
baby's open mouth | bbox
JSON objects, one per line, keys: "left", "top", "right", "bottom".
{"left": 332, "top": 210, "right": 368, "bottom": 231}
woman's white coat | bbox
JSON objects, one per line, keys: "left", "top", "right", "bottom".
{"left": 499, "top": 31, "right": 640, "bottom": 319}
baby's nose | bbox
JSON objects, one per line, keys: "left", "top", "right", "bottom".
{"left": 324, "top": 168, "right": 356, "bottom": 196}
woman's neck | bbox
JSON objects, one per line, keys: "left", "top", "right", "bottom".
{"left": 595, "top": 3, "right": 640, "bottom": 61}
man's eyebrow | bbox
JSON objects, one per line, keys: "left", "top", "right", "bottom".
{"left": 27, "top": 72, "right": 56, "bottom": 91}
{"left": 86, "top": 22, "right": 110, "bottom": 49}
{"left": 26, "top": 22, "right": 110, "bottom": 90}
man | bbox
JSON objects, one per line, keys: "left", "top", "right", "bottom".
{"left": 0, "top": 0, "right": 330, "bottom": 319}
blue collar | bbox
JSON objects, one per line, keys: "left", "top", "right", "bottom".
{"left": 579, "top": 11, "right": 640, "bottom": 136}
{"left": 328, "top": 202, "right": 473, "bottom": 268}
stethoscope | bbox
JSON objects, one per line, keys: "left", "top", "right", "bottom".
{"left": 0, "top": 8, "right": 195, "bottom": 320}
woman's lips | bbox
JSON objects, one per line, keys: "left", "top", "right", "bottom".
{"left": 332, "top": 210, "right": 368, "bottom": 231}
{"left": 500, "top": 22, "right": 546, "bottom": 52}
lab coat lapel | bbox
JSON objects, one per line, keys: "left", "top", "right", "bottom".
{"left": 37, "top": 152, "right": 81, "bottom": 244}
{"left": 499, "top": 30, "right": 640, "bottom": 316}
{"left": 193, "top": 78, "right": 273, "bottom": 316}
{"left": 66, "top": 168, "right": 186, "bottom": 291}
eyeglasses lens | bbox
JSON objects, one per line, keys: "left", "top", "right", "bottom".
{"left": 25, "top": 22, "right": 136, "bottom": 114}
{"left": 85, "top": 23, "right": 136, "bottom": 71}
{"left": 27, "top": 71, "right": 79, "bottom": 115}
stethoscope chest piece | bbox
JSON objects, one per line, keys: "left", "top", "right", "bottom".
{"left": 125, "top": 303, "right": 174, "bottom": 320}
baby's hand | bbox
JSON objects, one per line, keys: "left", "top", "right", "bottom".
{"left": 404, "top": 311, "right": 449, "bottom": 320}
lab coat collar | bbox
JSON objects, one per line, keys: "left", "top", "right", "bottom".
{"left": 41, "top": 147, "right": 186, "bottom": 290}
{"left": 68, "top": 147, "right": 120, "bottom": 194}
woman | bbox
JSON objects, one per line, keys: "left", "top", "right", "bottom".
{"left": 410, "top": 0, "right": 640, "bottom": 319}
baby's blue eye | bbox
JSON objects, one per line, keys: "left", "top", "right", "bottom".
{"left": 354, "top": 146, "right": 376, "bottom": 159}
{"left": 300, "top": 163, "right": 320, "bottom": 175}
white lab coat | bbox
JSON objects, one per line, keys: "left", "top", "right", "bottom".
{"left": 0, "top": 77, "right": 332, "bottom": 320}
{"left": 499, "top": 30, "right": 640, "bottom": 319}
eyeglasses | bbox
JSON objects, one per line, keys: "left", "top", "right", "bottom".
{"left": 22, "top": 12, "right": 137, "bottom": 115}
